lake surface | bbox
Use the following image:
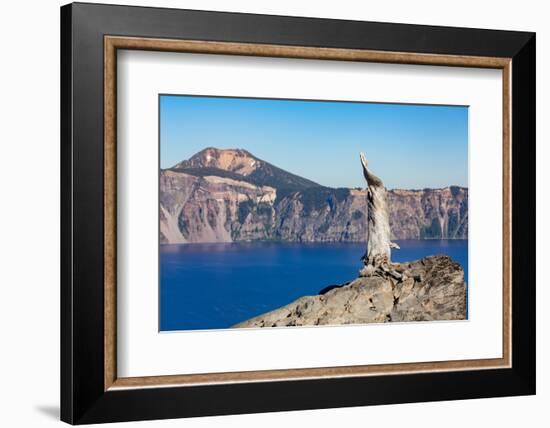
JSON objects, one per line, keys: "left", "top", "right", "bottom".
{"left": 160, "top": 240, "right": 468, "bottom": 331}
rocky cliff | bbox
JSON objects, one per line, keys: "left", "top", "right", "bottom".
{"left": 233, "top": 255, "right": 467, "bottom": 327}
{"left": 389, "top": 187, "right": 468, "bottom": 239}
{"left": 160, "top": 148, "right": 468, "bottom": 244}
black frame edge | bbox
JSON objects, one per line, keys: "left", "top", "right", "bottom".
{"left": 71, "top": 1, "right": 534, "bottom": 57}
{"left": 60, "top": 3, "right": 74, "bottom": 425}
{"left": 510, "top": 33, "right": 536, "bottom": 393}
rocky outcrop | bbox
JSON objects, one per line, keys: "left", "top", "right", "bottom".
{"left": 232, "top": 255, "right": 467, "bottom": 328}
{"left": 160, "top": 148, "right": 468, "bottom": 243}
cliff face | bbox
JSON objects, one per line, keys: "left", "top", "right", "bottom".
{"left": 233, "top": 255, "right": 467, "bottom": 328}
{"left": 160, "top": 148, "right": 468, "bottom": 244}
{"left": 388, "top": 187, "right": 468, "bottom": 239}
{"left": 160, "top": 169, "right": 277, "bottom": 243}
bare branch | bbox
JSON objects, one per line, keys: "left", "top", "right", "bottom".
{"left": 359, "top": 152, "right": 384, "bottom": 188}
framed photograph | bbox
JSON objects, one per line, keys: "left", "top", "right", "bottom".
{"left": 61, "top": 2, "right": 536, "bottom": 424}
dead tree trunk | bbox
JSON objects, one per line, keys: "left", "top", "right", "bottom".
{"left": 359, "top": 152, "right": 399, "bottom": 275}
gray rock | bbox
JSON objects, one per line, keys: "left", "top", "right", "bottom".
{"left": 232, "top": 255, "right": 466, "bottom": 328}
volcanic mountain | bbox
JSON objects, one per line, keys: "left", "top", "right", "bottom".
{"left": 171, "top": 147, "right": 320, "bottom": 192}
{"left": 160, "top": 148, "right": 468, "bottom": 244}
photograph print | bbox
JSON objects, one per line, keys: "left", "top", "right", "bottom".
{"left": 159, "top": 95, "right": 469, "bottom": 331}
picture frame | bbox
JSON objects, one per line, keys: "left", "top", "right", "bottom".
{"left": 60, "top": 2, "right": 535, "bottom": 424}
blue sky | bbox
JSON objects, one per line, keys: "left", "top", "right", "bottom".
{"left": 160, "top": 95, "right": 468, "bottom": 190}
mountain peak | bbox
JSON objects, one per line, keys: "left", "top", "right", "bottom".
{"left": 174, "top": 147, "right": 261, "bottom": 177}
{"left": 171, "top": 147, "right": 321, "bottom": 192}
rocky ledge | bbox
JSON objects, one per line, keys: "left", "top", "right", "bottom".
{"left": 232, "top": 255, "right": 466, "bottom": 328}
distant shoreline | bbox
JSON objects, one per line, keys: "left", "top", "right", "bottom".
{"left": 160, "top": 238, "right": 468, "bottom": 246}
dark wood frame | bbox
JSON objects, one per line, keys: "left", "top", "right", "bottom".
{"left": 61, "top": 2, "right": 536, "bottom": 424}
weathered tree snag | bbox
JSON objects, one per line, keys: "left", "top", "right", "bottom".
{"left": 359, "top": 152, "right": 399, "bottom": 276}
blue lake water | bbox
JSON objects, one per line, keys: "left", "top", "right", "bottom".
{"left": 160, "top": 240, "right": 468, "bottom": 331}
